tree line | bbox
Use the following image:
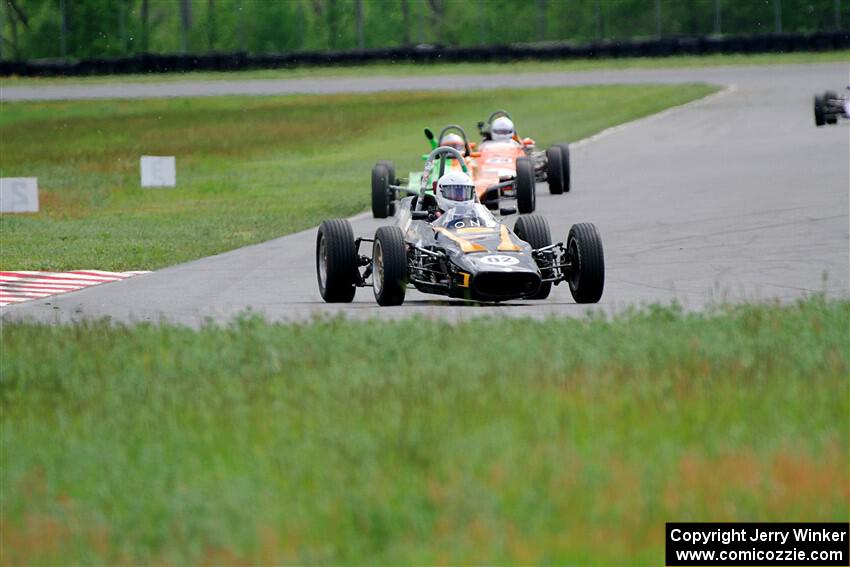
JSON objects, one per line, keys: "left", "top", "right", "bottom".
{"left": 1, "top": 0, "right": 846, "bottom": 61}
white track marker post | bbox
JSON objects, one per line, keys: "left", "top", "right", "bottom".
{"left": 140, "top": 156, "right": 176, "bottom": 188}
{"left": 0, "top": 177, "right": 39, "bottom": 213}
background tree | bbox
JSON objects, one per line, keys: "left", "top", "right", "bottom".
{"left": 179, "top": 0, "right": 191, "bottom": 52}
{"left": 0, "top": 0, "right": 846, "bottom": 61}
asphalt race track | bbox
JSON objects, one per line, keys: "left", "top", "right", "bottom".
{"left": 2, "top": 63, "right": 848, "bottom": 325}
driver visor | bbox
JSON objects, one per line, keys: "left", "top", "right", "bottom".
{"left": 441, "top": 184, "right": 474, "bottom": 201}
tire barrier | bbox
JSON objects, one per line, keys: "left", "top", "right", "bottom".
{"left": 2, "top": 31, "right": 848, "bottom": 77}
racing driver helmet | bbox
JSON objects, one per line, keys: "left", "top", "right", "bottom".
{"left": 440, "top": 133, "right": 466, "bottom": 155}
{"left": 436, "top": 170, "right": 476, "bottom": 211}
{"left": 491, "top": 116, "right": 515, "bottom": 142}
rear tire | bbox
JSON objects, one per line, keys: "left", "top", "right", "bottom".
{"left": 372, "top": 226, "right": 407, "bottom": 306}
{"left": 515, "top": 157, "right": 536, "bottom": 214}
{"left": 554, "top": 143, "right": 571, "bottom": 192}
{"left": 514, "top": 215, "right": 552, "bottom": 299}
{"left": 316, "top": 219, "right": 358, "bottom": 303}
{"left": 371, "top": 163, "right": 391, "bottom": 219}
{"left": 546, "top": 147, "right": 564, "bottom": 194}
{"left": 814, "top": 95, "right": 826, "bottom": 127}
{"left": 376, "top": 160, "right": 397, "bottom": 216}
{"left": 566, "top": 223, "right": 604, "bottom": 304}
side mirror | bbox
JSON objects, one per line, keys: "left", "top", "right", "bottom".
{"left": 411, "top": 210, "right": 429, "bottom": 220}
{"left": 421, "top": 154, "right": 429, "bottom": 161}
{"left": 469, "top": 141, "right": 477, "bottom": 149}
{"left": 522, "top": 137, "right": 535, "bottom": 146}
{"left": 469, "top": 151, "right": 481, "bottom": 158}
{"left": 424, "top": 128, "right": 434, "bottom": 141}
{"left": 499, "top": 207, "right": 517, "bottom": 216}
{"left": 477, "top": 121, "right": 485, "bottom": 131}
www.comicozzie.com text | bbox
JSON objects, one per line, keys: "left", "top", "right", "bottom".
{"left": 670, "top": 527, "right": 848, "bottom": 546}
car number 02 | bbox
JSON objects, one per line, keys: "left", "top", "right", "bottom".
{"left": 479, "top": 255, "right": 520, "bottom": 266}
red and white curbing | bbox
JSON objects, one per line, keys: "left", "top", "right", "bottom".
{"left": 0, "top": 270, "right": 149, "bottom": 307}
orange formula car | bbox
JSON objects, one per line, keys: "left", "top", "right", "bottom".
{"left": 476, "top": 110, "right": 572, "bottom": 211}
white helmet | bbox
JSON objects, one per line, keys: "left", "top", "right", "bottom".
{"left": 436, "top": 170, "right": 475, "bottom": 211}
{"left": 491, "top": 116, "right": 515, "bottom": 141}
{"left": 440, "top": 133, "right": 465, "bottom": 154}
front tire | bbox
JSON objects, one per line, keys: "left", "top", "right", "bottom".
{"left": 514, "top": 214, "right": 552, "bottom": 299}
{"left": 372, "top": 226, "right": 408, "bottom": 306}
{"left": 515, "top": 157, "right": 536, "bottom": 214}
{"left": 376, "top": 160, "right": 397, "bottom": 216}
{"left": 566, "top": 223, "right": 605, "bottom": 304}
{"left": 371, "top": 163, "right": 391, "bottom": 218}
{"left": 814, "top": 95, "right": 825, "bottom": 127}
{"left": 824, "top": 91, "right": 839, "bottom": 124}
{"left": 317, "top": 219, "right": 358, "bottom": 303}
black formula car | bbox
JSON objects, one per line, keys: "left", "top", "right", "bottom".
{"left": 317, "top": 147, "right": 604, "bottom": 306}
{"left": 813, "top": 90, "right": 849, "bottom": 126}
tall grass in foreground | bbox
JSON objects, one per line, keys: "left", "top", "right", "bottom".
{"left": 2, "top": 297, "right": 848, "bottom": 564}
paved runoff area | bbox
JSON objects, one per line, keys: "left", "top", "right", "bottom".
{"left": 2, "top": 63, "right": 848, "bottom": 325}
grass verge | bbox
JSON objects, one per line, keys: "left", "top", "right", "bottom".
{"left": 1, "top": 51, "right": 847, "bottom": 86}
{"left": 1, "top": 296, "right": 847, "bottom": 564}
{"left": 0, "top": 83, "right": 716, "bottom": 271}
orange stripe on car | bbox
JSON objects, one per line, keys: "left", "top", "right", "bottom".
{"left": 434, "top": 227, "right": 487, "bottom": 253}
{"left": 456, "top": 227, "right": 495, "bottom": 235}
{"left": 498, "top": 224, "right": 522, "bottom": 251}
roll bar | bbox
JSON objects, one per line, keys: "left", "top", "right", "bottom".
{"left": 419, "top": 146, "right": 468, "bottom": 196}
{"left": 437, "top": 124, "right": 471, "bottom": 157}
{"left": 481, "top": 110, "right": 519, "bottom": 139}
{"left": 486, "top": 110, "right": 513, "bottom": 124}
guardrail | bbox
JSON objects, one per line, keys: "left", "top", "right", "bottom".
{"left": 1, "top": 31, "right": 847, "bottom": 77}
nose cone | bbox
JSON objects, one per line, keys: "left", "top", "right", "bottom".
{"left": 454, "top": 253, "right": 542, "bottom": 301}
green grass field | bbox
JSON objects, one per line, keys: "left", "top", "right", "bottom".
{"left": 0, "top": 83, "right": 716, "bottom": 271}
{"left": 2, "top": 296, "right": 847, "bottom": 564}
{"left": 1, "top": 51, "right": 846, "bottom": 86}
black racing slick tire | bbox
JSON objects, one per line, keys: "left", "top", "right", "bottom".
{"left": 554, "top": 143, "right": 571, "bottom": 192}
{"left": 546, "top": 146, "right": 564, "bottom": 194}
{"left": 376, "top": 160, "right": 397, "bottom": 216}
{"left": 824, "top": 91, "right": 839, "bottom": 124}
{"left": 372, "top": 226, "right": 408, "bottom": 306}
{"left": 515, "top": 157, "right": 536, "bottom": 214}
{"left": 371, "top": 163, "right": 391, "bottom": 219}
{"left": 316, "top": 219, "right": 358, "bottom": 303}
{"left": 514, "top": 214, "right": 552, "bottom": 300}
{"left": 566, "top": 223, "right": 605, "bottom": 304}
{"left": 376, "top": 160, "right": 396, "bottom": 186}
{"left": 814, "top": 95, "right": 826, "bottom": 127}
{"left": 546, "top": 144, "right": 571, "bottom": 194}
